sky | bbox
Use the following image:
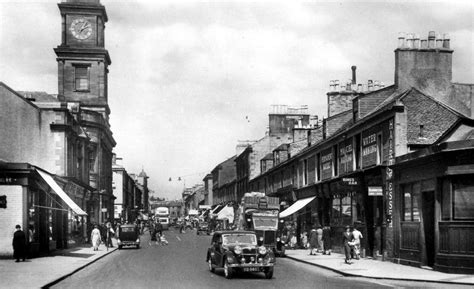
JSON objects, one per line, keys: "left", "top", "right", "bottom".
{"left": 0, "top": 0, "right": 473, "bottom": 200}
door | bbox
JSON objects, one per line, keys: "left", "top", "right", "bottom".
{"left": 422, "top": 191, "right": 435, "bottom": 267}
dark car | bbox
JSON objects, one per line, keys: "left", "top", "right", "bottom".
{"left": 206, "top": 231, "right": 275, "bottom": 279}
{"left": 117, "top": 224, "right": 140, "bottom": 249}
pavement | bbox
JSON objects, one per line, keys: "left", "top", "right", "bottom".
{"left": 2, "top": 234, "right": 474, "bottom": 288}
{"left": 285, "top": 249, "right": 474, "bottom": 285}
{"left": 0, "top": 240, "right": 118, "bottom": 289}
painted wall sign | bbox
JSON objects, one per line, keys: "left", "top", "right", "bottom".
{"left": 386, "top": 118, "right": 395, "bottom": 226}
{"left": 339, "top": 139, "right": 354, "bottom": 174}
{"left": 361, "top": 126, "right": 380, "bottom": 168}
{"left": 320, "top": 148, "right": 333, "bottom": 180}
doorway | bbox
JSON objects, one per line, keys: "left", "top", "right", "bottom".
{"left": 422, "top": 191, "right": 435, "bottom": 267}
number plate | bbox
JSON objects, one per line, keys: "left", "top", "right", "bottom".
{"left": 243, "top": 267, "right": 260, "bottom": 272}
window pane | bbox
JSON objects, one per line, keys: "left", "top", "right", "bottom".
{"left": 75, "top": 66, "right": 89, "bottom": 90}
{"left": 331, "top": 198, "right": 341, "bottom": 225}
{"left": 341, "top": 195, "right": 352, "bottom": 225}
{"left": 412, "top": 191, "right": 420, "bottom": 221}
{"left": 403, "top": 191, "right": 412, "bottom": 221}
{"left": 453, "top": 179, "right": 474, "bottom": 219}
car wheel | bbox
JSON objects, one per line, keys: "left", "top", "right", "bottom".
{"left": 136, "top": 244, "right": 140, "bottom": 249}
{"left": 118, "top": 245, "right": 122, "bottom": 250}
{"left": 208, "top": 257, "right": 215, "bottom": 272}
{"left": 265, "top": 267, "right": 273, "bottom": 279}
{"left": 224, "top": 259, "right": 233, "bottom": 279}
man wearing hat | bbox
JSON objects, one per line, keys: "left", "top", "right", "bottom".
{"left": 12, "top": 224, "right": 27, "bottom": 262}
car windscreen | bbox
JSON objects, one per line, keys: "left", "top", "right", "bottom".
{"left": 253, "top": 216, "right": 278, "bottom": 230}
{"left": 222, "top": 234, "right": 257, "bottom": 245}
{"left": 121, "top": 227, "right": 135, "bottom": 232}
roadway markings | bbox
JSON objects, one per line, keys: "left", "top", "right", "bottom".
{"left": 176, "top": 236, "right": 181, "bottom": 241}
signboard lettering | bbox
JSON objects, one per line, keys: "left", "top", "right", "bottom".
{"left": 368, "top": 186, "right": 383, "bottom": 196}
{"left": 386, "top": 118, "right": 395, "bottom": 226}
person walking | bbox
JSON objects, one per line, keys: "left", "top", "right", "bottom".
{"left": 309, "top": 227, "right": 318, "bottom": 255}
{"left": 91, "top": 224, "right": 102, "bottom": 251}
{"left": 106, "top": 222, "right": 115, "bottom": 248}
{"left": 351, "top": 225, "right": 363, "bottom": 260}
{"left": 12, "top": 225, "right": 27, "bottom": 262}
{"left": 322, "top": 226, "right": 332, "bottom": 255}
{"left": 316, "top": 225, "right": 323, "bottom": 253}
{"left": 342, "top": 225, "right": 353, "bottom": 264}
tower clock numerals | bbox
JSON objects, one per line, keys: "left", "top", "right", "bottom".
{"left": 70, "top": 18, "right": 92, "bottom": 40}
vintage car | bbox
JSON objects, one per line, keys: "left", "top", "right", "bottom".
{"left": 117, "top": 224, "right": 140, "bottom": 249}
{"left": 206, "top": 231, "right": 275, "bottom": 279}
{"left": 196, "top": 221, "right": 209, "bottom": 235}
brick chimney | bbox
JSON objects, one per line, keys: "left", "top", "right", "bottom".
{"left": 394, "top": 31, "right": 453, "bottom": 95}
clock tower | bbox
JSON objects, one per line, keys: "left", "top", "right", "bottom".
{"left": 54, "top": 0, "right": 111, "bottom": 116}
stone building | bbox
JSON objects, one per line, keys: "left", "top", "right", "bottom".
{"left": 248, "top": 31, "right": 474, "bottom": 273}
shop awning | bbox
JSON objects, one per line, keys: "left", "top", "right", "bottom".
{"left": 279, "top": 196, "right": 315, "bottom": 218}
{"left": 217, "top": 205, "right": 234, "bottom": 224}
{"left": 36, "top": 169, "right": 87, "bottom": 216}
{"left": 188, "top": 209, "right": 199, "bottom": 215}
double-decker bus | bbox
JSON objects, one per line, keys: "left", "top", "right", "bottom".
{"left": 155, "top": 207, "right": 170, "bottom": 230}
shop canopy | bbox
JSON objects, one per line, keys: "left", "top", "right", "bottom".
{"left": 217, "top": 205, "right": 234, "bottom": 224}
{"left": 210, "top": 204, "right": 224, "bottom": 215}
{"left": 36, "top": 169, "right": 87, "bottom": 216}
{"left": 279, "top": 196, "right": 315, "bottom": 218}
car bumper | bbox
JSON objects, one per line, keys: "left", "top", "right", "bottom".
{"left": 228, "top": 263, "right": 274, "bottom": 268}
{"left": 118, "top": 241, "right": 139, "bottom": 246}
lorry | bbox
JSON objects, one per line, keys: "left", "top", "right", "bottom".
{"left": 155, "top": 207, "right": 170, "bottom": 230}
{"left": 236, "top": 192, "right": 284, "bottom": 256}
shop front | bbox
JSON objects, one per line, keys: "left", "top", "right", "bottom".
{"left": 393, "top": 141, "right": 474, "bottom": 273}
{"left": 0, "top": 163, "right": 87, "bottom": 257}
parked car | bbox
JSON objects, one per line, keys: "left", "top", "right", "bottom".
{"left": 117, "top": 224, "right": 140, "bottom": 249}
{"left": 206, "top": 231, "right": 275, "bottom": 279}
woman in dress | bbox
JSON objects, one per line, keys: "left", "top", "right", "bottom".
{"left": 91, "top": 224, "right": 101, "bottom": 251}
{"left": 309, "top": 227, "right": 318, "bottom": 255}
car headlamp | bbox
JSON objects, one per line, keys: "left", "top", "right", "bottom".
{"left": 258, "top": 246, "right": 267, "bottom": 255}
{"left": 276, "top": 237, "right": 280, "bottom": 242}
{"left": 259, "top": 237, "right": 264, "bottom": 242}
{"left": 136, "top": 238, "right": 140, "bottom": 243}
{"left": 234, "top": 245, "right": 242, "bottom": 255}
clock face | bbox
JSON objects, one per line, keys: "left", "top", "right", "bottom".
{"left": 70, "top": 18, "right": 92, "bottom": 40}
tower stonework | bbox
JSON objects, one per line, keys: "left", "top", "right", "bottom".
{"left": 55, "top": 0, "right": 111, "bottom": 116}
{"left": 55, "top": 0, "right": 115, "bottom": 224}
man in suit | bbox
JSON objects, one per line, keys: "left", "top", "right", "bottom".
{"left": 12, "top": 224, "right": 27, "bottom": 262}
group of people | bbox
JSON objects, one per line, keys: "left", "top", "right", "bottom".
{"left": 90, "top": 222, "right": 115, "bottom": 251}
{"left": 342, "top": 225, "right": 363, "bottom": 264}
{"left": 307, "top": 226, "right": 332, "bottom": 255}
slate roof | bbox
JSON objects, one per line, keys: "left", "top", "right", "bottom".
{"left": 18, "top": 91, "right": 59, "bottom": 102}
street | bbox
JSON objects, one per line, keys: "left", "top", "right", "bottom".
{"left": 51, "top": 228, "right": 469, "bottom": 289}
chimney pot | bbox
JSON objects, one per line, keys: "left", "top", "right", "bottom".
{"left": 421, "top": 39, "right": 428, "bottom": 49}
{"left": 351, "top": 65, "right": 357, "bottom": 84}
{"left": 443, "top": 33, "right": 450, "bottom": 49}
{"left": 436, "top": 33, "right": 443, "bottom": 48}
{"left": 406, "top": 33, "right": 414, "bottom": 48}
{"left": 398, "top": 32, "right": 406, "bottom": 48}
{"left": 414, "top": 34, "right": 420, "bottom": 49}
{"left": 357, "top": 84, "right": 363, "bottom": 92}
{"left": 428, "top": 31, "right": 436, "bottom": 48}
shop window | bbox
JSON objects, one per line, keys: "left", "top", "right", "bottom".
{"left": 316, "top": 154, "right": 321, "bottom": 181}
{"left": 453, "top": 178, "right": 474, "bottom": 220}
{"left": 332, "top": 197, "right": 342, "bottom": 225}
{"left": 355, "top": 134, "right": 361, "bottom": 169}
{"left": 377, "top": 133, "right": 383, "bottom": 164}
{"left": 441, "top": 179, "right": 451, "bottom": 220}
{"left": 341, "top": 195, "right": 352, "bottom": 225}
{"left": 402, "top": 185, "right": 420, "bottom": 222}
{"left": 333, "top": 145, "right": 338, "bottom": 176}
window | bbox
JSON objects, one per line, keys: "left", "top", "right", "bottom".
{"left": 291, "top": 166, "right": 296, "bottom": 185}
{"left": 303, "top": 159, "right": 308, "bottom": 186}
{"left": 280, "top": 171, "right": 284, "bottom": 188}
{"left": 402, "top": 185, "right": 420, "bottom": 222}
{"left": 316, "top": 154, "right": 321, "bottom": 181}
{"left": 453, "top": 178, "right": 474, "bottom": 219}
{"left": 74, "top": 65, "right": 90, "bottom": 91}
{"left": 333, "top": 145, "right": 338, "bottom": 176}
{"left": 377, "top": 133, "right": 383, "bottom": 164}
{"left": 355, "top": 134, "right": 361, "bottom": 169}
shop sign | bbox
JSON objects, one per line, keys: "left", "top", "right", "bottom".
{"left": 362, "top": 130, "right": 378, "bottom": 167}
{"left": 386, "top": 118, "right": 395, "bottom": 226}
{"left": 321, "top": 148, "right": 333, "bottom": 180}
{"left": 368, "top": 186, "right": 383, "bottom": 196}
{"left": 342, "top": 178, "right": 358, "bottom": 186}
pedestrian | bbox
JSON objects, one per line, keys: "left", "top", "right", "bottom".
{"left": 322, "top": 226, "right": 332, "bottom": 255}
{"left": 301, "top": 231, "right": 308, "bottom": 248}
{"left": 156, "top": 221, "right": 163, "bottom": 239}
{"left": 351, "top": 225, "right": 363, "bottom": 260}
{"left": 27, "top": 225, "right": 34, "bottom": 258}
{"left": 91, "top": 224, "right": 101, "bottom": 251}
{"left": 309, "top": 226, "right": 318, "bottom": 255}
{"left": 316, "top": 225, "right": 323, "bottom": 253}
{"left": 106, "top": 222, "right": 115, "bottom": 248}
{"left": 12, "top": 225, "right": 27, "bottom": 262}
{"left": 342, "top": 225, "right": 353, "bottom": 264}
